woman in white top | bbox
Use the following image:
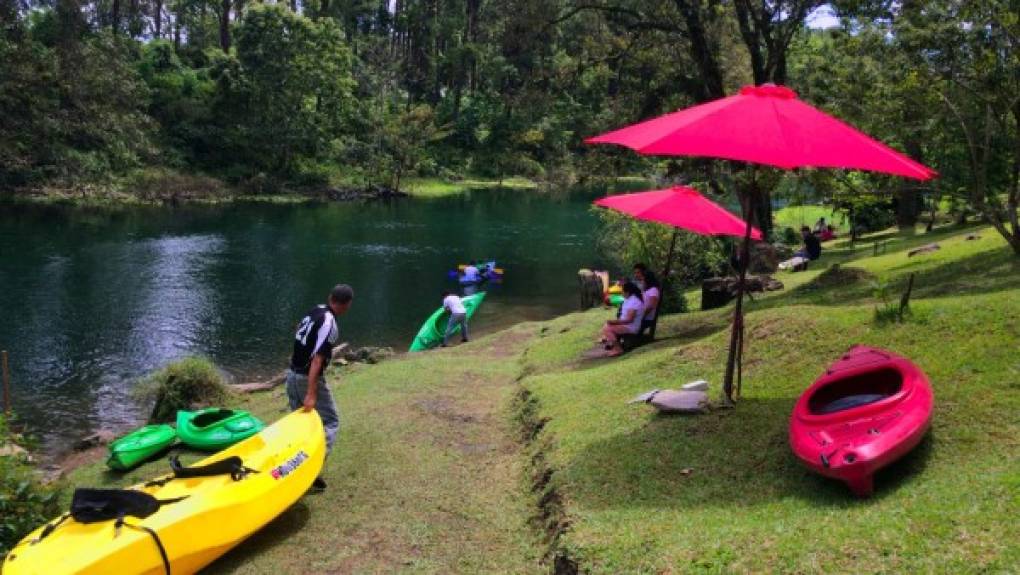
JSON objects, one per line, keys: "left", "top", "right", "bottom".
{"left": 600, "top": 281, "right": 644, "bottom": 356}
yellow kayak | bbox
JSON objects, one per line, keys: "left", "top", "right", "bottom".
{"left": 3, "top": 410, "right": 325, "bottom": 575}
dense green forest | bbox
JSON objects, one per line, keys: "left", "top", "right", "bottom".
{"left": 0, "top": 0, "right": 1017, "bottom": 249}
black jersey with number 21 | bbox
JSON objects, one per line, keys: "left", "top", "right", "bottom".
{"left": 290, "top": 305, "right": 339, "bottom": 375}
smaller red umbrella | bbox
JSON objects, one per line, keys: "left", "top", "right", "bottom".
{"left": 594, "top": 185, "right": 762, "bottom": 320}
{"left": 594, "top": 186, "right": 764, "bottom": 240}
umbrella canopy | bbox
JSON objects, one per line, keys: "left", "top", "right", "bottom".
{"left": 594, "top": 186, "right": 763, "bottom": 240}
{"left": 586, "top": 84, "right": 936, "bottom": 181}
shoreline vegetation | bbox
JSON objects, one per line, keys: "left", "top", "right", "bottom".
{"left": 0, "top": 172, "right": 657, "bottom": 207}
{"left": 8, "top": 221, "right": 1016, "bottom": 572}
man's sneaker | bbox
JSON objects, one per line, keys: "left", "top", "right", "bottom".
{"left": 462, "top": 338, "right": 469, "bottom": 343}
{"left": 311, "top": 476, "right": 327, "bottom": 491}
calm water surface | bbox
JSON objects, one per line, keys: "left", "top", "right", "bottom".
{"left": 0, "top": 188, "right": 610, "bottom": 450}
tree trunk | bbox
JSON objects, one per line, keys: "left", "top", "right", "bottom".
{"left": 219, "top": 0, "right": 230, "bottom": 52}
{"left": 154, "top": 0, "right": 163, "bottom": 38}
{"left": 234, "top": 0, "right": 244, "bottom": 21}
{"left": 673, "top": 1, "right": 724, "bottom": 100}
{"left": 290, "top": 0, "right": 296, "bottom": 12}
{"left": 897, "top": 141, "right": 924, "bottom": 229}
{"left": 466, "top": 0, "right": 480, "bottom": 92}
{"left": 112, "top": 0, "right": 121, "bottom": 34}
{"left": 173, "top": 3, "right": 181, "bottom": 49}
{"left": 128, "top": 0, "right": 138, "bottom": 36}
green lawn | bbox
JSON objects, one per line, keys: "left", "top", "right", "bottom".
{"left": 774, "top": 204, "right": 843, "bottom": 232}
{"left": 518, "top": 224, "right": 1019, "bottom": 573}
{"left": 401, "top": 176, "right": 539, "bottom": 198}
{"left": 54, "top": 223, "right": 1019, "bottom": 573}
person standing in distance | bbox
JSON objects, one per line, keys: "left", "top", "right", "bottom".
{"left": 287, "top": 284, "right": 353, "bottom": 490}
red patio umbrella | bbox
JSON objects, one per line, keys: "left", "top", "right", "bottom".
{"left": 586, "top": 84, "right": 936, "bottom": 179}
{"left": 594, "top": 186, "right": 764, "bottom": 240}
{"left": 587, "top": 84, "right": 936, "bottom": 403}
{"left": 594, "top": 186, "right": 763, "bottom": 331}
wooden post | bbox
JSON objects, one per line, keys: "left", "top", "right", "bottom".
{"left": 2, "top": 350, "right": 9, "bottom": 417}
{"left": 898, "top": 273, "right": 915, "bottom": 321}
{"left": 659, "top": 229, "right": 679, "bottom": 307}
{"left": 723, "top": 180, "right": 756, "bottom": 404}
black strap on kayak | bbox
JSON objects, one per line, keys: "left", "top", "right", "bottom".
{"left": 146, "top": 455, "right": 258, "bottom": 487}
{"left": 115, "top": 516, "right": 172, "bottom": 575}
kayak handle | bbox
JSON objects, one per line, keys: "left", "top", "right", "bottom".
{"left": 820, "top": 453, "right": 830, "bottom": 469}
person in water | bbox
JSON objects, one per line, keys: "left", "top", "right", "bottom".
{"left": 441, "top": 290, "right": 469, "bottom": 346}
{"left": 287, "top": 283, "right": 352, "bottom": 490}
{"left": 462, "top": 260, "right": 480, "bottom": 283}
{"left": 599, "top": 281, "right": 644, "bottom": 357}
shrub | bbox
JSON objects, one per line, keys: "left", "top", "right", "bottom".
{"left": 0, "top": 415, "right": 60, "bottom": 556}
{"left": 137, "top": 357, "right": 230, "bottom": 423}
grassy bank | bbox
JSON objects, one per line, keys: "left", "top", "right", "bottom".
{"left": 517, "top": 224, "right": 1019, "bottom": 573}
{"left": 48, "top": 223, "right": 1019, "bottom": 573}
{"left": 401, "top": 176, "right": 539, "bottom": 198}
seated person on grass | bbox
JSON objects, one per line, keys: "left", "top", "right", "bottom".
{"left": 599, "top": 281, "right": 644, "bottom": 357}
{"left": 794, "top": 226, "right": 822, "bottom": 261}
{"left": 632, "top": 264, "right": 661, "bottom": 333}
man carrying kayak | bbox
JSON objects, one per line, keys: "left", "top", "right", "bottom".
{"left": 441, "top": 290, "right": 469, "bottom": 347}
{"left": 287, "top": 283, "right": 353, "bottom": 490}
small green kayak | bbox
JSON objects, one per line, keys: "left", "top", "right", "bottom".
{"left": 106, "top": 424, "right": 176, "bottom": 471}
{"left": 409, "top": 292, "right": 486, "bottom": 352}
{"left": 176, "top": 408, "right": 265, "bottom": 451}
{"left": 609, "top": 294, "right": 624, "bottom": 307}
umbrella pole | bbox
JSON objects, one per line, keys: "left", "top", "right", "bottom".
{"left": 660, "top": 228, "right": 679, "bottom": 318}
{"left": 723, "top": 185, "right": 755, "bottom": 404}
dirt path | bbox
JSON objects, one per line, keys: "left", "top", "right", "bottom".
{"left": 206, "top": 325, "right": 543, "bottom": 574}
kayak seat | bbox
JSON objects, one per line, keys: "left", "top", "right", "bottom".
{"left": 814, "top": 393, "right": 887, "bottom": 414}
{"left": 169, "top": 455, "right": 258, "bottom": 481}
{"left": 808, "top": 368, "right": 903, "bottom": 415}
{"left": 191, "top": 409, "right": 235, "bottom": 428}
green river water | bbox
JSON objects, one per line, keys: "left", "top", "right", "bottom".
{"left": 0, "top": 187, "right": 615, "bottom": 450}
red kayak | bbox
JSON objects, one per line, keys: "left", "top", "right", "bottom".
{"left": 789, "top": 345, "right": 934, "bottom": 497}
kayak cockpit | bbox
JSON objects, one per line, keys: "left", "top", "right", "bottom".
{"left": 807, "top": 367, "right": 903, "bottom": 415}
{"left": 192, "top": 408, "right": 236, "bottom": 428}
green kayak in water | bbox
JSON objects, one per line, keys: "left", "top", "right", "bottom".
{"left": 409, "top": 292, "right": 486, "bottom": 352}
{"left": 106, "top": 424, "right": 176, "bottom": 471}
{"left": 176, "top": 408, "right": 265, "bottom": 451}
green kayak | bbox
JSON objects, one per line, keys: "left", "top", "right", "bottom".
{"left": 409, "top": 292, "right": 486, "bottom": 352}
{"left": 608, "top": 294, "right": 624, "bottom": 307}
{"left": 106, "top": 424, "right": 176, "bottom": 471}
{"left": 176, "top": 408, "right": 265, "bottom": 451}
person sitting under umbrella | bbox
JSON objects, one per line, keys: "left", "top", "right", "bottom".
{"left": 599, "top": 281, "right": 644, "bottom": 357}
{"left": 633, "top": 264, "right": 661, "bottom": 334}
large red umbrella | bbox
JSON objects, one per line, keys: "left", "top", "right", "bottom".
{"left": 594, "top": 186, "right": 764, "bottom": 240}
{"left": 587, "top": 84, "right": 937, "bottom": 403}
{"left": 586, "top": 84, "right": 936, "bottom": 179}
